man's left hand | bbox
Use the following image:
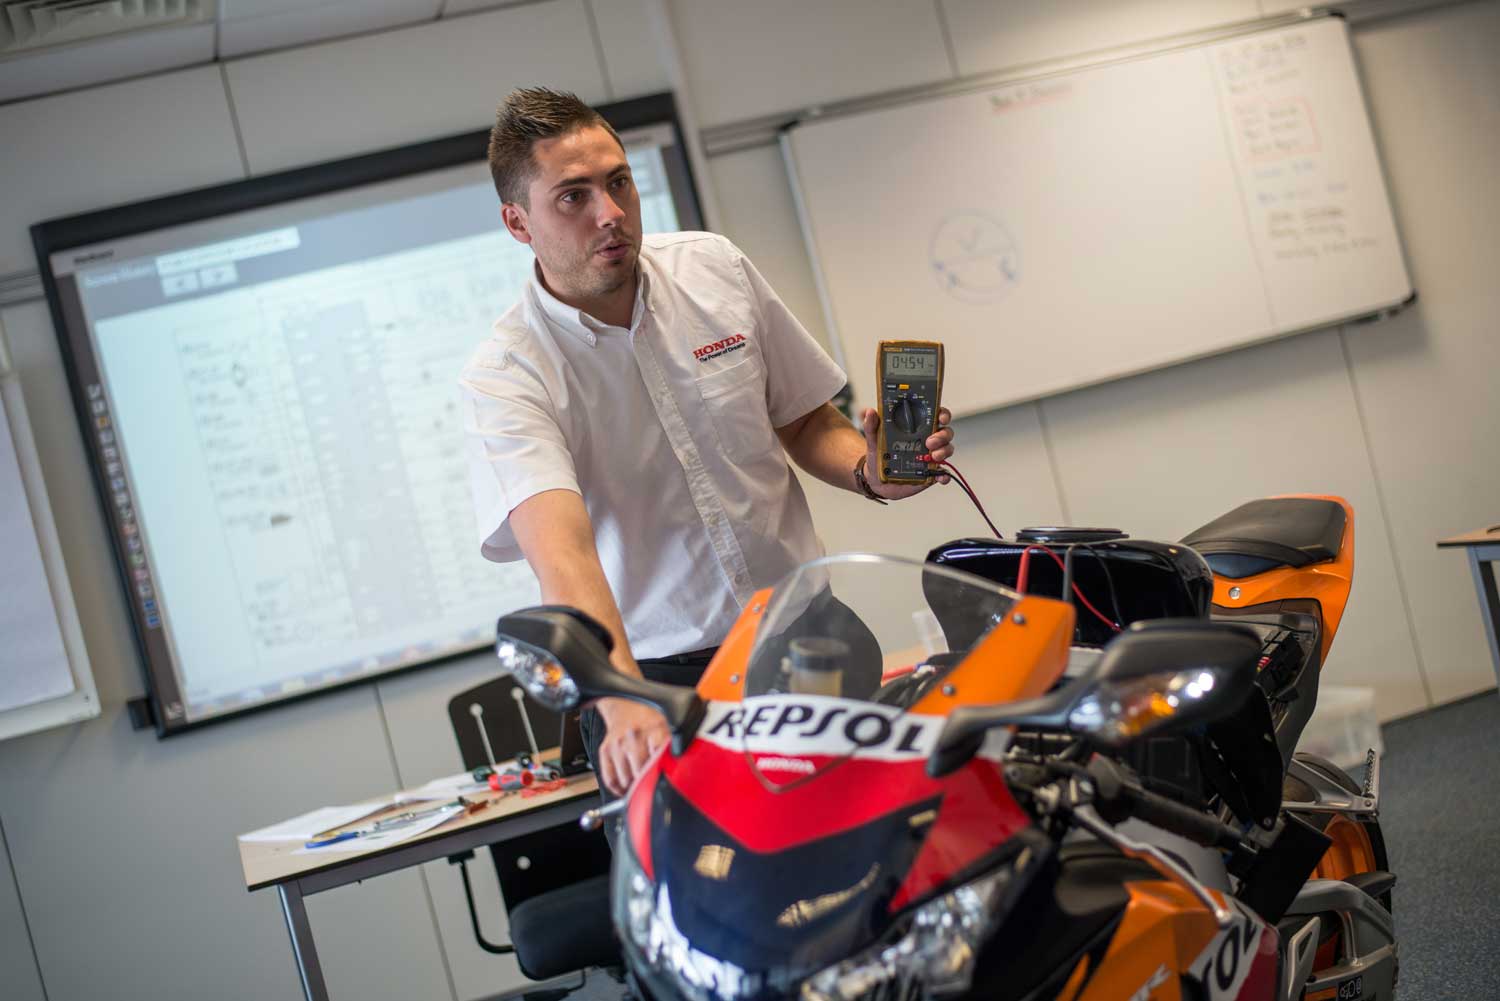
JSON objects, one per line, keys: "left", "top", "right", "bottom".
{"left": 859, "top": 406, "right": 954, "bottom": 500}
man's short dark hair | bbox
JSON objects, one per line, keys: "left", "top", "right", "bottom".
{"left": 488, "top": 87, "right": 625, "bottom": 207}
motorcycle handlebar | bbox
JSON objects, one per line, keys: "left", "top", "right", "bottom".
{"left": 1084, "top": 757, "right": 1242, "bottom": 851}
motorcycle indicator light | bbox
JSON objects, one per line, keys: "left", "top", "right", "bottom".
{"left": 495, "top": 638, "right": 579, "bottom": 711}
{"left": 1067, "top": 667, "right": 1223, "bottom": 745}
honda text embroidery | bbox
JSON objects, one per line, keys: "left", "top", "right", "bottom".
{"left": 693, "top": 333, "right": 747, "bottom": 362}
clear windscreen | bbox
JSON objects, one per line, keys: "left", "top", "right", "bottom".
{"left": 717, "top": 555, "right": 1020, "bottom": 780}
{"left": 743, "top": 554, "right": 1018, "bottom": 712}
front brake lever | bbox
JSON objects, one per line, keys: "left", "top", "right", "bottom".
{"left": 1065, "top": 779, "right": 1235, "bottom": 928}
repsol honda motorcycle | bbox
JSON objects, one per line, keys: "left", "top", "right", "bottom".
{"left": 494, "top": 494, "right": 1396, "bottom": 1001}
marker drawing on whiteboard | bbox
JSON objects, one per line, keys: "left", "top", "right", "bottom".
{"left": 929, "top": 212, "right": 1021, "bottom": 303}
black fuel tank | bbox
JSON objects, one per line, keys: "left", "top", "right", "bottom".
{"left": 926, "top": 535, "right": 1214, "bottom": 646}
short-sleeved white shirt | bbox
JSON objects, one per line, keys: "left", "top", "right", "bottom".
{"left": 459, "top": 232, "right": 847, "bottom": 658}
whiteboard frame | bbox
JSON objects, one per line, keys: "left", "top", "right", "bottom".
{"left": 780, "top": 10, "right": 1416, "bottom": 417}
{"left": 0, "top": 324, "right": 99, "bottom": 742}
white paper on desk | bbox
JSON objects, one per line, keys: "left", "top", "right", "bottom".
{"left": 293, "top": 803, "right": 465, "bottom": 855}
{"left": 237, "top": 801, "right": 390, "bottom": 843}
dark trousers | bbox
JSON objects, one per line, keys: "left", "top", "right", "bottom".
{"left": 578, "top": 647, "right": 718, "bottom": 849}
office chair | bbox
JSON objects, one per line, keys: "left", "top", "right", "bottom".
{"left": 446, "top": 676, "right": 620, "bottom": 981}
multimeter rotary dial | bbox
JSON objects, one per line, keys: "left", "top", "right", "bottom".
{"left": 888, "top": 395, "right": 930, "bottom": 435}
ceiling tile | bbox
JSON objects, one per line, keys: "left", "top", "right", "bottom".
{"left": 218, "top": 0, "right": 443, "bottom": 59}
{"left": 225, "top": 0, "right": 606, "bottom": 174}
{"left": 0, "top": 22, "right": 215, "bottom": 105}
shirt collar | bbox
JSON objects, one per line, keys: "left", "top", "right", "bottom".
{"left": 529, "top": 258, "right": 649, "bottom": 347}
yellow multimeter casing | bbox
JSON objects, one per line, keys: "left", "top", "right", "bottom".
{"left": 875, "top": 340, "right": 944, "bottom": 484}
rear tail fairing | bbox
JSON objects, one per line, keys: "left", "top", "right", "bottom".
{"left": 1192, "top": 496, "right": 1355, "bottom": 771}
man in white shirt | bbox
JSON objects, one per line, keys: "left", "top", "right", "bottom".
{"left": 460, "top": 88, "right": 955, "bottom": 797}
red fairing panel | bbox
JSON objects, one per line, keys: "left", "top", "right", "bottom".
{"left": 888, "top": 760, "right": 1026, "bottom": 911}
{"left": 651, "top": 734, "right": 1031, "bottom": 893}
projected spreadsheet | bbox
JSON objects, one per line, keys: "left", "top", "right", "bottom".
{"left": 79, "top": 147, "right": 680, "bottom": 720}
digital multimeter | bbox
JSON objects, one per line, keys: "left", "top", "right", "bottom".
{"left": 876, "top": 340, "right": 944, "bottom": 484}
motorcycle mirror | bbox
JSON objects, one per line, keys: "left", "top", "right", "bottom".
{"left": 495, "top": 607, "right": 706, "bottom": 754}
{"left": 927, "top": 619, "right": 1261, "bottom": 777}
{"left": 1065, "top": 619, "right": 1262, "bottom": 747}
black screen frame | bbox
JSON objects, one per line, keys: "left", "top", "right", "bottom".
{"left": 30, "top": 92, "right": 704, "bottom": 736}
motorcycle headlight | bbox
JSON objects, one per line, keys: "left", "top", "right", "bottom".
{"left": 614, "top": 831, "right": 1041, "bottom": 1001}
{"left": 614, "top": 835, "right": 763, "bottom": 1001}
{"left": 801, "top": 845, "right": 1038, "bottom": 1001}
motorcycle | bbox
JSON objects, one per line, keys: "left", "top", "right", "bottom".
{"left": 494, "top": 494, "right": 1396, "bottom": 1001}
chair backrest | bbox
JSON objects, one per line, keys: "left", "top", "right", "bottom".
{"left": 447, "top": 675, "right": 564, "bottom": 769}
{"left": 446, "top": 675, "right": 611, "bottom": 910}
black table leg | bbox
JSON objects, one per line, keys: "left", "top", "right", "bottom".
{"left": 279, "top": 880, "right": 331, "bottom": 1001}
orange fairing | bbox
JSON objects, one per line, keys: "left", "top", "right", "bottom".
{"left": 1075, "top": 881, "right": 1220, "bottom": 1001}
{"left": 908, "top": 593, "right": 1075, "bottom": 713}
{"left": 1209, "top": 494, "right": 1354, "bottom": 661}
{"left": 695, "top": 587, "right": 771, "bottom": 702}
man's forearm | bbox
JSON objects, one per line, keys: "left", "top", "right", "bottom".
{"left": 777, "top": 403, "right": 868, "bottom": 494}
{"left": 532, "top": 558, "right": 643, "bottom": 680}
{"left": 508, "top": 489, "right": 642, "bottom": 680}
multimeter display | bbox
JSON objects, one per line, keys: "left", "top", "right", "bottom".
{"left": 883, "top": 351, "right": 939, "bottom": 378}
{"left": 876, "top": 340, "right": 944, "bottom": 485}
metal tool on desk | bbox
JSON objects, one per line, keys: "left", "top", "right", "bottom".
{"left": 467, "top": 688, "right": 562, "bottom": 791}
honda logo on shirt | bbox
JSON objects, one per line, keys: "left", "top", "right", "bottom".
{"left": 693, "top": 334, "right": 747, "bottom": 362}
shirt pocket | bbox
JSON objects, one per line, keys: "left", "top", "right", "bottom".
{"left": 694, "top": 353, "right": 777, "bottom": 462}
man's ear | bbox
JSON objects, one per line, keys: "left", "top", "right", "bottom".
{"left": 501, "top": 202, "right": 532, "bottom": 245}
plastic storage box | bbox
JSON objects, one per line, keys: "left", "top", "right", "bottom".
{"left": 1296, "top": 685, "right": 1384, "bottom": 771}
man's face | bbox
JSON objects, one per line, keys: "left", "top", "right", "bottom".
{"left": 502, "top": 125, "right": 642, "bottom": 304}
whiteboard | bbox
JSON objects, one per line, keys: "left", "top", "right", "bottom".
{"left": 782, "top": 16, "right": 1413, "bottom": 416}
{"left": 0, "top": 316, "right": 98, "bottom": 741}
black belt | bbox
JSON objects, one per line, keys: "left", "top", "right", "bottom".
{"left": 638, "top": 646, "right": 719, "bottom": 686}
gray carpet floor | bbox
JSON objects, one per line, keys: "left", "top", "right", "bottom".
{"left": 1374, "top": 689, "right": 1500, "bottom": 999}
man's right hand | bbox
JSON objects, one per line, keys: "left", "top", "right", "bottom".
{"left": 596, "top": 697, "right": 670, "bottom": 795}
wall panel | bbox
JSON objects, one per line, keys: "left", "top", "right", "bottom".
{"left": 589, "top": 0, "right": 674, "bottom": 99}
{"left": 803, "top": 401, "right": 1066, "bottom": 565}
{"left": 0, "top": 823, "right": 45, "bottom": 1001}
{"left": 706, "top": 145, "right": 833, "bottom": 352}
{"left": 0, "top": 65, "right": 244, "bottom": 276}
{"left": 1342, "top": 1, "right": 1500, "bottom": 702}
{"left": 941, "top": 0, "right": 1259, "bottom": 78}
{"left": 379, "top": 654, "right": 533, "bottom": 998}
{"left": 1041, "top": 327, "right": 1430, "bottom": 719}
{"left": 225, "top": 0, "right": 607, "bottom": 175}
{"left": 664, "top": 0, "right": 953, "bottom": 127}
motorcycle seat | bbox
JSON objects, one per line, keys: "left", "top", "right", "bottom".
{"left": 1182, "top": 498, "right": 1346, "bottom": 579}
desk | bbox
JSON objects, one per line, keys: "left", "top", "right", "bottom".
{"left": 239, "top": 773, "right": 598, "bottom": 1001}
{"left": 1438, "top": 526, "right": 1500, "bottom": 690}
